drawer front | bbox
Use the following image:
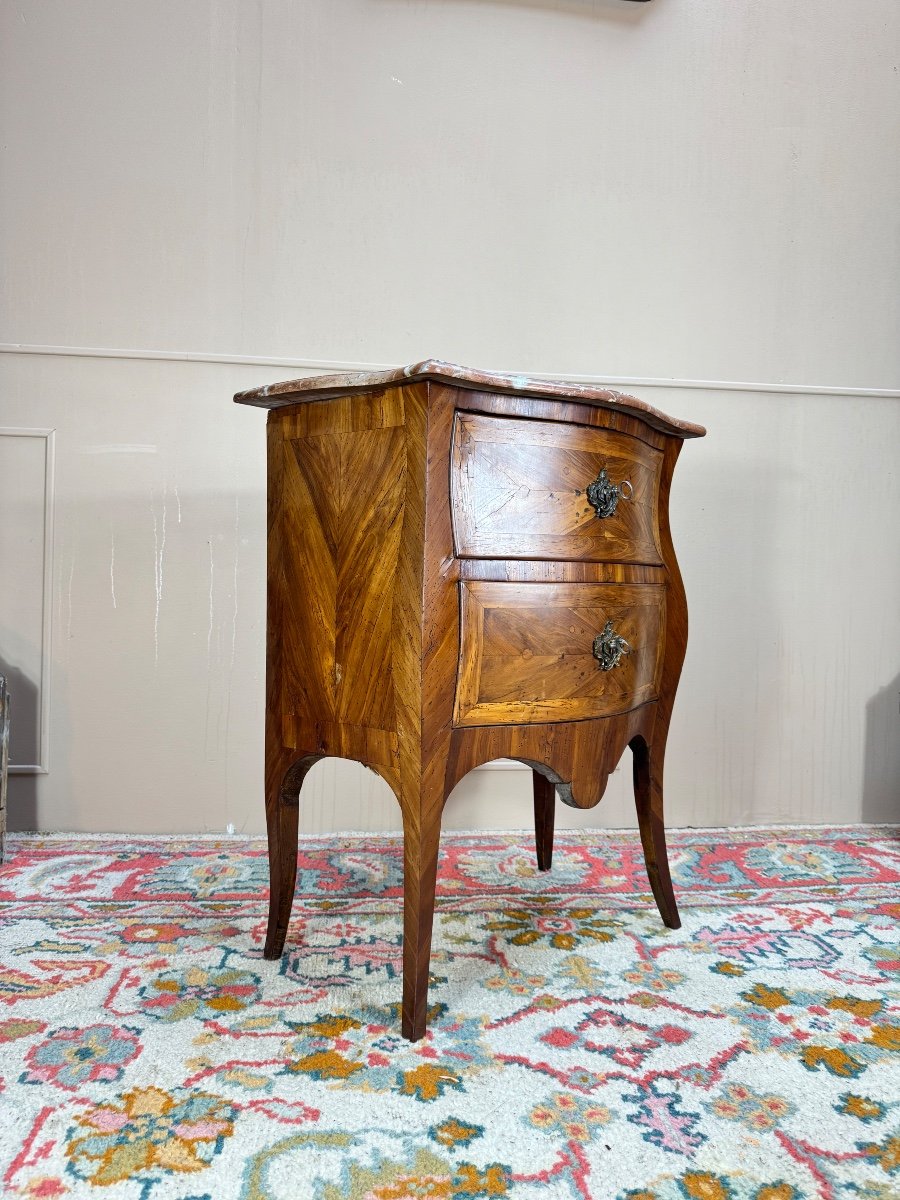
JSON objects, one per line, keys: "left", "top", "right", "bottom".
{"left": 454, "top": 581, "right": 665, "bottom": 727}
{"left": 451, "top": 413, "right": 663, "bottom": 565}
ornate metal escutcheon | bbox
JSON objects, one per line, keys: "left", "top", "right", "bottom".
{"left": 585, "top": 467, "right": 632, "bottom": 519}
{"left": 592, "top": 620, "right": 630, "bottom": 672}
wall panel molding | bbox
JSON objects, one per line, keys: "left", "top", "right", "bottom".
{"left": 2, "top": 344, "right": 898, "bottom": 400}
{"left": 0, "top": 427, "right": 55, "bottom": 773}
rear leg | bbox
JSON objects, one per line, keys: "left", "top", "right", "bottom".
{"left": 264, "top": 754, "right": 321, "bottom": 959}
{"left": 533, "top": 769, "right": 556, "bottom": 872}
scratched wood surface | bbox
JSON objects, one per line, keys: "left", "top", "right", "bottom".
{"left": 237, "top": 371, "right": 703, "bottom": 1039}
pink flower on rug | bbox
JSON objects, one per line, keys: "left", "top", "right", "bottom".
{"left": 89, "top": 1109, "right": 131, "bottom": 1132}
{"left": 21, "top": 1024, "right": 141, "bottom": 1090}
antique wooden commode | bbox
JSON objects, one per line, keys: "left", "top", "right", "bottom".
{"left": 235, "top": 361, "right": 705, "bottom": 1041}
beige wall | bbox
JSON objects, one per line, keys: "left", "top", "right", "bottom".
{"left": 1, "top": 1, "right": 898, "bottom": 833}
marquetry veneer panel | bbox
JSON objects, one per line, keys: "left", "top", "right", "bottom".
{"left": 454, "top": 581, "right": 665, "bottom": 727}
{"left": 451, "top": 412, "right": 663, "bottom": 565}
{"left": 277, "top": 412, "right": 408, "bottom": 735}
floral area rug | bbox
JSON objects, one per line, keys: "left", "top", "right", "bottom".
{"left": 0, "top": 827, "right": 898, "bottom": 1200}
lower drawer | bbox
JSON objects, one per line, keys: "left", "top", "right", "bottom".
{"left": 453, "top": 581, "right": 665, "bottom": 727}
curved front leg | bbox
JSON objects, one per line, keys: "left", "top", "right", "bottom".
{"left": 401, "top": 806, "right": 442, "bottom": 1042}
{"left": 631, "top": 733, "right": 680, "bottom": 930}
{"left": 264, "top": 753, "right": 322, "bottom": 960}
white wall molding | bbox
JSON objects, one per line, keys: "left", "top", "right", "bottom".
{"left": 0, "top": 427, "right": 55, "bottom": 774}
{"left": 2, "top": 344, "right": 898, "bottom": 400}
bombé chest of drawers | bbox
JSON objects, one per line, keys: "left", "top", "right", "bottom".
{"left": 235, "top": 361, "right": 705, "bottom": 1041}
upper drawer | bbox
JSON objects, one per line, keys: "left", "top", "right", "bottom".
{"left": 451, "top": 413, "right": 663, "bottom": 565}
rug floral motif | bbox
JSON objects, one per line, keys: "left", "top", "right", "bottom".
{"left": 0, "top": 826, "right": 898, "bottom": 1199}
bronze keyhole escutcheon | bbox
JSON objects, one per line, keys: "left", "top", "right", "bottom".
{"left": 586, "top": 468, "right": 633, "bottom": 519}
{"left": 592, "top": 620, "right": 630, "bottom": 671}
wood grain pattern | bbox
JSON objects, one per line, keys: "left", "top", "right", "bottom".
{"left": 452, "top": 413, "right": 663, "bottom": 564}
{"left": 238, "top": 367, "right": 703, "bottom": 1040}
{"left": 278, "top": 423, "right": 407, "bottom": 732}
{"left": 454, "top": 581, "right": 665, "bottom": 727}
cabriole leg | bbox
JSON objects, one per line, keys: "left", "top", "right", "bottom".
{"left": 631, "top": 734, "right": 681, "bottom": 930}
{"left": 264, "top": 754, "right": 320, "bottom": 960}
